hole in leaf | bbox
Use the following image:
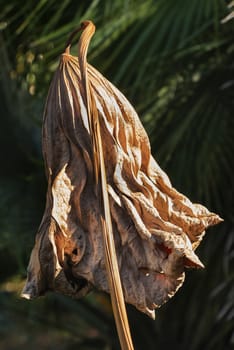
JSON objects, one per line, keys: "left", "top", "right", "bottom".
{"left": 72, "top": 248, "right": 78, "bottom": 255}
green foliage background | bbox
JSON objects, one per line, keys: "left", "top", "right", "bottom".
{"left": 0, "top": 1, "right": 234, "bottom": 349}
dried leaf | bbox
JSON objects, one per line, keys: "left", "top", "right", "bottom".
{"left": 22, "top": 20, "right": 222, "bottom": 324}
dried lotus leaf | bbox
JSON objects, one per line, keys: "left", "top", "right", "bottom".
{"left": 22, "top": 21, "right": 222, "bottom": 321}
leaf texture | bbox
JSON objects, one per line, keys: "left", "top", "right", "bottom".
{"left": 22, "top": 21, "right": 222, "bottom": 322}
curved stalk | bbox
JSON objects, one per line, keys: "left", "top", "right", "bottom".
{"left": 68, "top": 20, "right": 134, "bottom": 350}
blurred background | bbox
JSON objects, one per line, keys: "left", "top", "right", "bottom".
{"left": 0, "top": 0, "right": 234, "bottom": 349}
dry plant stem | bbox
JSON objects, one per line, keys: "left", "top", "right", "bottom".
{"left": 77, "top": 21, "right": 134, "bottom": 350}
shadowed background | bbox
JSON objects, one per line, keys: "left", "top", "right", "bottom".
{"left": 0, "top": 1, "right": 233, "bottom": 349}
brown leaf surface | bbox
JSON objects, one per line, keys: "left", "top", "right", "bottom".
{"left": 22, "top": 21, "right": 222, "bottom": 320}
